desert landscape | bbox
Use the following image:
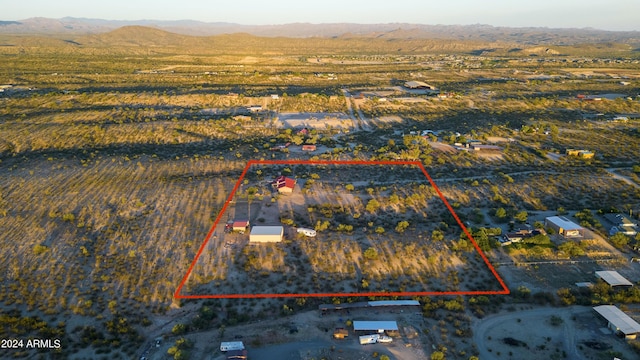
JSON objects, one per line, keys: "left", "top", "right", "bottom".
{"left": 1, "top": 8, "right": 640, "bottom": 360}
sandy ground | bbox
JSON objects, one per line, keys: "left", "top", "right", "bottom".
{"left": 428, "top": 141, "right": 457, "bottom": 153}
{"left": 142, "top": 306, "right": 427, "bottom": 360}
{"left": 277, "top": 112, "right": 353, "bottom": 130}
{"left": 472, "top": 306, "right": 639, "bottom": 360}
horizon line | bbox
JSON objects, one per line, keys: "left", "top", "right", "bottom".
{"left": 1, "top": 17, "right": 638, "bottom": 33}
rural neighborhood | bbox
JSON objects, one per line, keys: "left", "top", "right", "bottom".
{"left": 1, "top": 6, "right": 640, "bottom": 360}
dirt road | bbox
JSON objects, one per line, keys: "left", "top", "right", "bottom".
{"left": 472, "top": 306, "right": 592, "bottom": 360}
{"left": 605, "top": 168, "right": 640, "bottom": 190}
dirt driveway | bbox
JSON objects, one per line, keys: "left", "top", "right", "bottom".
{"left": 471, "top": 306, "right": 639, "bottom": 360}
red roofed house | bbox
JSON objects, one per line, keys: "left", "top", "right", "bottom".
{"left": 272, "top": 175, "right": 296, "bottom": 194}
{"left": 232, "top": 220, "right": 249, "bottom": 233}
{"left": 302, "top": 144, "right": 316, "bottom": 152}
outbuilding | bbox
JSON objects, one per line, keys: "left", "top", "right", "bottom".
{"left": 545, "top": 216, "right": 585, "bottom": 238}
{"left": 353, "top": 321, "right": 399, "bottom": 335}
{"left": 593, "top": 305, "right": 640, "bottom": 339}
{"left": 333, "top": 328, "right": 349, "bottom": 339}
{"left": 404, "top": 81, "right": 436, "bottom": 90}
{"left": 595, "top": 270, "right": 634, "bottom": 288}
{"left": 232, "top": 220, "right": 249, "bottom": 233}
{"left": 249, "top": 226, "right": 284, "bottom": 243}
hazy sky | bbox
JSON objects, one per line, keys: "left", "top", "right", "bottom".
{"left": 4, "top": 0, "right": 639, "bottom": 31}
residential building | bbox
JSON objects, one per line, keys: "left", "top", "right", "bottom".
{"left": 272, "top": 175, "right": 296, "bottom": 193}
{"left": 232, "top": 220, "right": 249, "bottom": 233}
{"left": 604, "top": 213, "right": 638, "bottom": 236}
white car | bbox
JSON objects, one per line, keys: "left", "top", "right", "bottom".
{"left": 378, "top": 335, "right": 393, "bottom": 343}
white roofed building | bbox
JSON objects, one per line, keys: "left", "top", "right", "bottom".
{"left": 595, "top": 270, "right": 634, "bottom": 288}
{"left": 593, "top": 305, "right": 640, "bottom": 339}
{"left": 545, "top": 216, "right": 585, "bottom": 238}
{"left": 353, "top": 321, "right": 398, "bottom": 333}
{"left": 249, "top": 226, "right": 284, "bottom": 243}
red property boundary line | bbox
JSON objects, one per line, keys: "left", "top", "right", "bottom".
{"left": 174, "top": 159, "right": 509, "bottom": 299}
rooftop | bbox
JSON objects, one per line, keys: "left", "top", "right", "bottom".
{"left": 595, "top": 270, "right": 634, "bottom": 287}
{"left": 604, "top": 213, "right": 638, "bottom": 227}
{"left": 545, "top": 216, "right": 584, "bottom": 231}
{"left": 250, "top": 226, "right": 284, "bottom": 236}
{"left": 353, "top": 321, "right": 398, "bottom": 331}
{"left": 593, "top": 305, "right": 640, "bottom": 335}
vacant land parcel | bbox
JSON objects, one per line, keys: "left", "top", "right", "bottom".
{"left": 177, "top": 160, "right": 508, "bottom": 299}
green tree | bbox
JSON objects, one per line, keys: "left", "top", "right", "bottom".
{"left": 363, "top": 247, "right": 378, "bottom": 260}
{"left": 361, "top": 279, "right": 369, "bottom": 289}
{"left": 172, "top": 323, "right": 187, "bottom": 335}
{"left": 494, "top": 207, "right": 507, "bottom": 221}
{"left": 610, "top": 232, "right": 629, "bottom": 249}
{"left": 431, "top": 351, "right": 445, "bottom": 360}
{"left": 395, "top": 221, "right": 409, "bottom": 233}
{"left": 558, "top": 241, "right": 585, "bottom": 257}
{"left": 345, "top": 184, "right": 355, "bottom": 191}
{"left": 375, "top": 226, "right": 385, "bottom": 234}
{"left": 514, "top": 211, "right": 528, "bottom": 223}
{"left": 557, "top": 288, "right": 576, "bottom": 305}
{"left": 432, "top": 229, "right": 444, "bottom": 241}
{"left": 365, "top": 199, "right": 381, "bottom": 213}
{"left": 33, "top": 244, "right": 49, "bottom": 256}
{"left": 174, "top": 350, "right": 189, "bottom": 360}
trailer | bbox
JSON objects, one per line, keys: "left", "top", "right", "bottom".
{"left": 296, "top": 228, "right": 317, "bottom": 237}
{"left": 220, "top": 341, "right": 244, "bottom": 352}
{"left": 359, "top": 334, "right": 379, "bottom": 345}
{"left": 377, "top": 335, "right": 393, "bottom": 343}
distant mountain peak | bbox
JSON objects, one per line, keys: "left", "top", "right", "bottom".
{"left": 0, "top": 17, "right": 637, "bottom": 45}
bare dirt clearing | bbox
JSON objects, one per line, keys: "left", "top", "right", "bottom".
{"left": 473, "top": 306, "right": 640, "bottom": 360}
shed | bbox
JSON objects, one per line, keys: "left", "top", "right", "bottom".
{"left": 595, "top": 271, "right": 633, "bottom": 288}
{"left": 272, "top": 175, "right": 296, "bottom": 194}
{"left": 353, "top": 321, "right": 398, "bottom": 333}
{"left": 233, "top": 220, "right": 249, "bottom": 233}
{"left": 593, "top": 305, "right": 640, "bottom": 339}
{"left": 333, "top": 328, "right": 349, "bottom": 339}
{"left": 249, "top": 226, "right": 284, "bottom": 243}
{"left": 404, "top": 81, "right": 436, "bottom": 90}
{"left": 471, "top": 144, "right": 502, "bottom": 152}
{"left": 545, "top": 216, "right": 585, "bottom": 238}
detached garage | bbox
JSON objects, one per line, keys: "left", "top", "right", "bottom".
{"left": 249, "top": 226, "right": 284, "bottom": 243}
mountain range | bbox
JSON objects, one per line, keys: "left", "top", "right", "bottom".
{"left": 1, "top": 17, "right": 639, "bottom": 46}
